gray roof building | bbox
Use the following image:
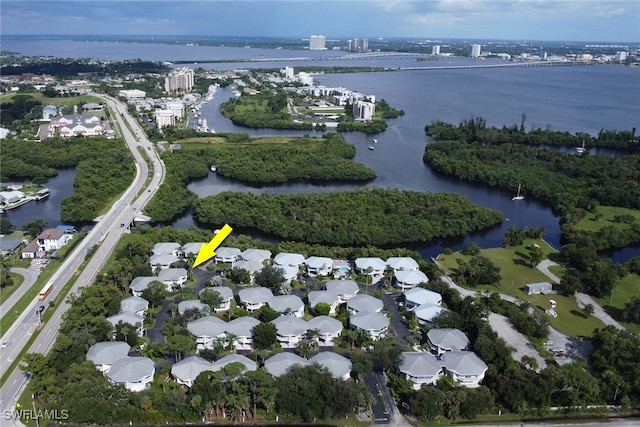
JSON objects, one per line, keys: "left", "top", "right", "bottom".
{"left": 427, "top": 328, "right": 470, "bottom": 354}
{"left": 86, "top": 341, "right": 130, "bottom": 367}
{"left": 310, "top": 352, "right": 352, "bottom": 380}
{"left": 441, "top": 351, "right": 488, "bottom": 377}
{"left": 120, "top": 296, "right": 149, "bottom": 315}
{"left": 211, "top": 353, "right": 257, "bottom": 372}
{"left": 307, "top": 315, "right": 343, "bottom": 336}
{"left": 413, "top": 304, "right": 450, "bottom": 325}
{"left": 149, "top": 253, "right": 179, "bottom": 267}
{"left": 325, "top": 279, "right": 359, "bottom": 301}
{"left": 178, "top": 300, "right": 210, "bottom": 315}
{"left": 240, "top": 248, "right": 272, "bottom": 263}
{"left": 214, "top": 247, "right": 241, "bottom": 262}
{"left": 107, "top": 311, "right": 143, "bottom": 329}
{"left": 171, "top": 356, "right": 214, "bottom": 388}
{"left": 349, "top": 311, "right": 389, "bottom": 339}
{"left": 199, "top": 286, "right": 234, "bottom": 302}
{"left": 158, "top": 267, "right": 188, "bottom": 283}
{"left": 108, "top": 357, "right": 154, "bottom": 391}
{"left": 395, "top": 270, "right": 429, "bottom": 289}
{"left": 152, "top": 242, "right": 181, "bottom": 255}
{"left": 187, "top": 316, "right": 227, "bottom": 338}
{"left": 182, "top": 242, "right": 203, "bottom": 256}
{"left": 346, "top": 294, "right": 384, "bottom": 314}
{"left": 238, "top": 287, "right": 274, "bottom": 306}
{"left": 387, "top": 257, "right": 420, "bottom": 271}
{"left": 308, "top": 290, "right": 341, "bottom": 308}
{"left": 225, "top": 316, "right": 261, "bottom": 338}
{"left": 264, "top": 352, "right": 309, "bottom": 377}
{"left": 268, "top": 294, "right": 304, "bottom": 317}
{"left": 399, "top": 352, "right": 444, "bottom": 388}
{"left": 130, "top": 276, "right": 158, "bottom": 295}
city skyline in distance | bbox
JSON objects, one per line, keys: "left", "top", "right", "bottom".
{"left": 1, "top": 0, "right": 639, "bottom": 43}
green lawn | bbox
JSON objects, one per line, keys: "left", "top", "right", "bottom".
{"left": 0, "top": 272, "right": 25, "bottom": 304}
{"left": 436, "top": 239, "right": 606, "bottom": 337}
{"left": 574, "top": 205, "right": 640, "bottom": 233}
{"left": 594, "top": 273, "right": 640, "bottom": 334}
{"left": 438, "top": 239, "right": 556, "bottom": 299}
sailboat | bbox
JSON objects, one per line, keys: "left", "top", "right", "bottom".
{"left": 575, "top": 140, "right": 586, "bottom": 154}
{"left": 512, "top": 184, "right": 525, "bottom": 201}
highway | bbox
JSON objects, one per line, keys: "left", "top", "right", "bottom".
{"left": 0, "top": 94, "right": 165, "bottom": 419}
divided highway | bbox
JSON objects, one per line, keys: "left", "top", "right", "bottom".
{"left": 0, "top": 94, "right": 165, "bottom": 418}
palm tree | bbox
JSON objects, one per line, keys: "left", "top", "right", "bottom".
{"left": 365, "top": 266, "right": 373, "bottom": 294}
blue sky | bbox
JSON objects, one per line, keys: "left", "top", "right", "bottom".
{"left": 1, "top": 1, "right": 638, "bottom": 42}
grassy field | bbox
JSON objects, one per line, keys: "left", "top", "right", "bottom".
{"left": 436, "top": 239, "right": 606, "bottom": 337}
{"left": 594, "top": 272, "right": 640, "bottom": 334}
{"left": 1, "top": 92, "right": 103, "bottom": 109}
{"left": 574, "top": 205, "right": 640, "bottom": 233}
{"left": 0, "top": 272, "right": 25, "bottom": 304}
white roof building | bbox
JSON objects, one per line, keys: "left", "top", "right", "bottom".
{"left": 404, "top": 287, "right": 442, "bottom": 309}
{"left": 274, "top": 252, "right": 305, "bottom": 267}
{"left": 108, "top": 357, "right": 154, "bottom": 392}
{"left": 233, "top": 259, "right": 264, "bottom": 276}
{"left": 149, "top": 253, "right": 179, "bottom": 272}
{"left": 387, "top": 257, "right": 420, "bottom": 272}
{"left": 304, "top": 256, "right": 333, "bottom": 276}
{"left": 395, "top": 270, "right": 429, "bottom": 290}
{"left": 158, "top": 267, "right": 188, "bottom": 289}
{"left": 354, "top": 257, "right": 387, "bottom": 276}
{"left": 182, "top": 242, "right": 203, "bottom": 256}
{"left": 413, "top": 304, "right": 450, "bottom": 326}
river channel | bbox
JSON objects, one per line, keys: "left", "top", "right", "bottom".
{"left": 4, "top": 39, "right": 639, "bottom": 261}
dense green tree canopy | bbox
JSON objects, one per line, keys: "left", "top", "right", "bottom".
{"left": 193, "top": 188, "right": 503, "bottom": 246}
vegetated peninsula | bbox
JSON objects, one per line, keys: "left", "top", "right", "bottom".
{"left": 192, "top": 189, "right": 503, "bottom": 246}
{"left": 144, "top": 133, "right": 375, "bottom": 222}
{"left": 423, "top": 117, "right": 640, "bottom": 254}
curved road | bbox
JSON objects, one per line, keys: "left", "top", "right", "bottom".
{"left": 0, "top": 264, "right": 40, "bottom": 318}
{"left": 0, "top": 94, "right": 165, "bottom": 419}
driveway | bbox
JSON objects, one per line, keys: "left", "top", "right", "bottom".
{"left": 537, "top": 259, "right": 624, "bottom": 330}
{"left": 488, "top": 313, "right": 547, "bottom": 370}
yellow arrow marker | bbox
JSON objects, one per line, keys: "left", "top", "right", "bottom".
{"left": 193, "top": 224, "right": 233, "bottom": 268}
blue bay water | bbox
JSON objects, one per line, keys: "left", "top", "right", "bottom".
{"left": 4, "top": 39, "right": 639, "bottom": 260}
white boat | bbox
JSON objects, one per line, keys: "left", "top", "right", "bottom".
{"left": 368, "top": 145, "right": 375, "bottom": 150}
{"left": 372, "top": 138, "right": 378, "bottom": 143}
{"left": 210, "top": 164, "right": 217, "bottom": 172}
{"left": 512, "top": 184, "right": 525, "bottom": 201}
{"left": 575, "top": 141, "right": 586, "bottom": 154}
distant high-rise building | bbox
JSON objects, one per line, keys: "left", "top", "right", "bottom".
{"left": 432, "top": 45, "right": 441, "bottom": 55}
{"left": 283, "top": 66, "right": 295, "bottom": 79}
{"left": 309, "top": 35, "right": 326, "bottom": 50}
{"left": 361, "top": 38, "right": 369, "bottom": 53}
{"left": 615, "top": 51, "right": 628, "bottom": 62}
{"left": 353, "top": 38, "right": 360, "bottom": 52}
{"left": 347, "top": 40, "right": 353, "bottom": 51}
{"left": 470, "top": 44, "right": 482, "bottom": 58}
{"left": 165, "top": 67, "right": 194, "bottom": 93}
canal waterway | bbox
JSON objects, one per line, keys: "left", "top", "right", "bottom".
{"left": 4, "top": 39, "right": 639, "bottom": 261}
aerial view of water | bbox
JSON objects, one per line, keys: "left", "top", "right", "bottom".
{"left": 5, "top": 39, "right": 639, "bottom": 261}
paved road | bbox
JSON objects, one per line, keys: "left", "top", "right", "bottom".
{"left": 0, "top": 93, "right": 165, "bottom": 420}
{"left": 431, "top": 257, "right": 591, "bottom": 364}
{"left": 0, "top": 262, "right": 40, "bottom": 319}
{"left": 537, "top": 259, "right": 624, "bottom": 330}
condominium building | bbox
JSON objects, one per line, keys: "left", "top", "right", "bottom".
{"left": 155, "top": 110, "right": 176, "bottom": 129}
{"left": 165, "top": 67, "right": 194, "bottom": 94}
{"left": 470, "top": 44, "right": 482, "bottom": 58}
{"left": 309, "top": 35, "right": 326, "bottom": 50}
{"left": 432, "top": 45, "right": 441, "bottom": 55}
{"left": 353, "top": 100, "right": 376, "bottom": 121}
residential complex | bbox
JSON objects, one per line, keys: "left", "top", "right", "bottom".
{"left": 308, "top": 35, "right": 326, "bottom": 50}
{"left": 165, "top": 67, "right": 195, "bottom": 93}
